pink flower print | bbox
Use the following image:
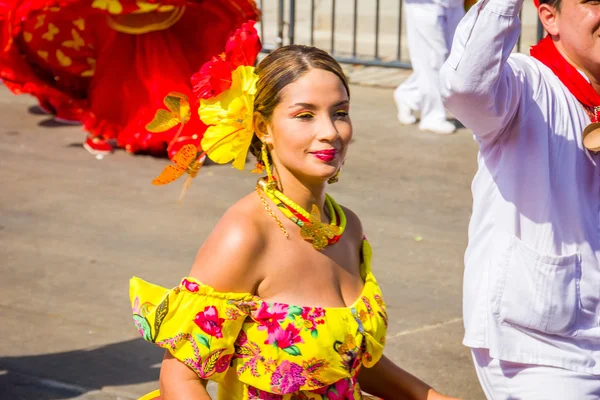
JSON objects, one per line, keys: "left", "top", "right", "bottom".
{"left": 254, "top": 302, "right": 288, "bottom": 335}
{"left": 131, "top": 296, "right": 142, "bottom": 314}
{"left": 273, "top": 323, "right": 303, "bottom": 349}
{"left": 235, "top": 330, "right": 248, "bottom": 347}
{"left": 301, "top": 307, "right": 326, "bottom": 332}
{"left": 362, "top": 296, "right": 374, "bottom": 316}
{"left": 327, "top": 378, "right": 355, "bottom": 400}
{"left": 270, "top": 360, "right": 307, "bottom": 393}
{"left": 248, "top": 386, "right": 284, "bottom": 400}
{"left": 233, "top": 300, "right": 259, "bottom": 315}
{"left": 194, "top": 306, "right": 225, "bottom": 338}
{"left": 182, "top": 278, "right": 200, "bottom": 293}
{"left": 215, "top": 353, "right": 233, "bottom": 374}
{"left": 373, "top": 293, "right": 385, "bottom": 309}
{"left": 226, "top": 307, "right": 242, "bottom": 320}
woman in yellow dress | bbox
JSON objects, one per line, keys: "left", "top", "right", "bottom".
{"left": 130, "top": 39, "right": 459, "bottom": 400}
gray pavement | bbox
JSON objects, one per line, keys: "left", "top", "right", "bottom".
{"left": 0, "top": 82, "right": 484, "bottom": 399}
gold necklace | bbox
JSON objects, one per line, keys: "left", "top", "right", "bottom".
{"left": 255, "top": 184, "right": 290, "bottom": 239}
{"left": 256, "top": 178, "right": 345, "bottom": 250}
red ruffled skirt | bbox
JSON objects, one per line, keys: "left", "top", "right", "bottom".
{"left": 0, "top": 0, "right": 259, "bottom": 158}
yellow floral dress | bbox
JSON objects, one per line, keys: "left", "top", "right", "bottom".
{"left": 130, "top": 241, "right": 388, "bottom": 400}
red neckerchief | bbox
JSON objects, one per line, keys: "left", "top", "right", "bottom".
{"left": 530, "top": 35, "right": 600, "bottom": 123}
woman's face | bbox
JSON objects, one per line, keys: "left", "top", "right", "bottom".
{"left": 545, "top": 0, "right": 600, "bottom": 78}
{"left": 264, "top": 68, "right": 352, "bottom": 185}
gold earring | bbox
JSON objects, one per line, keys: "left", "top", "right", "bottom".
{"left": 328, "top": 168, "right": 341, "bottom": 184}
{"left": 261, "top": 142, "right": 275, "bottom": 183}
{"left": 251, "top": 142, "right": 265, "bottom": 174}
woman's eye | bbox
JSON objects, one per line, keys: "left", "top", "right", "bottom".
{"left": 335, "top": 110, "right": 349, "bottom": 117}
{"left": 295, "top": 113, "right": 314, "bottom": 120}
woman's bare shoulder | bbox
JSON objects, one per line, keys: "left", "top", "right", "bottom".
{"left": 339, "top": 204, "right": 364, "bottom": 244}
{"left": 188, "top": 191, "right": 269, "bottom": 294}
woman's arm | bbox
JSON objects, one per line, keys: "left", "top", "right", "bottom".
{"left": 158, "top": 199, "right": 268, "bottom": 399}
{"left": 358, "top": 355, "right": 460, "bottom": 400}
{"left": 160, "top": 351, "right": 211, "bottom": 399}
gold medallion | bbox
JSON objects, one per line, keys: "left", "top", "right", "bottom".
{"left": 582, "top": 123, "right": 600, "bottom": 152}
{"left": 300, "top": 205, "right": 342, "bottom": 251}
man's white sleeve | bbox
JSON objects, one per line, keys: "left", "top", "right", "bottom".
{"left": 439, "top": 0, "right": 526, "bottom": 141}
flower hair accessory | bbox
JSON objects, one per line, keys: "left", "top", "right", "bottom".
{"left": 198, "top": 64, "right": 258, "bottom": 170}
{"left": 149, "top": 21, "right": 261, "bottom": 200}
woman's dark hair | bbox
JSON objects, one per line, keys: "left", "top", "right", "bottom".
{"left": 249, "top": 45, "right": 350, "bottom": 161}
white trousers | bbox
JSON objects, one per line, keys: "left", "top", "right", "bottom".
{"left": 472, "top": 348, "right": 600, "bottom": 400}
{"left": 396, "top": 2, "right": 464, "bottom": 126}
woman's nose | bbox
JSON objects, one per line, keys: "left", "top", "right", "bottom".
{"left": 317, "top": 116, "right": 339, "bottom": 141}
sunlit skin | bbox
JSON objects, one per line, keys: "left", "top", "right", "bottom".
{"left": 539, "top": 0, "right": 600, "bottom": 93}
{"left": 156, "top": 67, "right": 459, "bottom": 400}
{"left": 256, "top": 68, "right": 352, "bottom": 212}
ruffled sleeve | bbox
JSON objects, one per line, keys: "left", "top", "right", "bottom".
{"left": 129, "top": 276, "right": 259, "bottom": 381}
{"left": 357, "top": 240, "right": 387, "bottom": 368}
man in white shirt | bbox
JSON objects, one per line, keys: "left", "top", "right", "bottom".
{"left": 439, "top": 0, "right": 600, "bottom": 397}
{"left": 393, "top": 0, "right": 464, "bottom": 135}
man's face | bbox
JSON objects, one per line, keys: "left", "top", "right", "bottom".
{"left": 551, "top": 0, "right": 600, "bottom": 79}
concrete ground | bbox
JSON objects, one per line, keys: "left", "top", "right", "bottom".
{"left": 0, "top": 81, "right": 484, "bottom": 399}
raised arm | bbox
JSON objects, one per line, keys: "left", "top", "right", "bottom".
{"left": 439, "top": 0, "right": 526, "bottom": 141}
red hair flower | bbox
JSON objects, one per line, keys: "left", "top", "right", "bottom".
{"left": 226, "top": 21, "right": 262, "bottom": 67}
{"left": 191, "top": 55, "right": 233, "bottom": 99}
{"left": 191, "top": 20, "right": 261, "bottom": 100}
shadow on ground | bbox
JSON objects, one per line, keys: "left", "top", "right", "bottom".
{"left": 0, "top": 338, "right": 163, "bottom": 399}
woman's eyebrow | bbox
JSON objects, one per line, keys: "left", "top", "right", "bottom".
{"left": 289, "top": 102, "right": 317, "bottom": 110}
{"left": 289, "top": 100, "right": 349, "bottom": 109}
{"left": 333, "top": 100, "right": 350, "bottom": 107}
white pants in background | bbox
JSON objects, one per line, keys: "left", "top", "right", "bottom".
{"left": 472, "top": 348, "right": 600, "bottom": 400}
{"left": 396, "top": 2, "right": 464, "bottom": 126}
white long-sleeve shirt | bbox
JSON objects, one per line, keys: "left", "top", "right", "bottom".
{"left": 440, "top": 0, "right": 600, "bottom": 374}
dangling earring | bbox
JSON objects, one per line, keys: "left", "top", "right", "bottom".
{"left": 251, "top": 142, "right": 265, "bottom": 174}
{"left": 261, "top": 142, "right": 275, "bottom": 183}
{"left": 328, "top": 167, "right": 341, "bottom": 184}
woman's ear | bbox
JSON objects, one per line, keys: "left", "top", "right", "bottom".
{"left": 538, "top": 3, "right": 559, "bottom": 36}
{"left": 253, "top": 112, "right": 273, "bottom": 144}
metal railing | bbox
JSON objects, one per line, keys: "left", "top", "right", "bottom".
{"left": 257, "top": 0, "right": 545, "bottom": 69}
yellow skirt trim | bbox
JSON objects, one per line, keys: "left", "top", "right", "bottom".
{"left": 106, "top": 7, "right": 185, "bottom": 35}
{"left": 138, "top": 389, "right": 161, "bottom": 400}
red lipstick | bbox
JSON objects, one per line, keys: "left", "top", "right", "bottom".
{"left": 311, "top": 149, "right": 337, "bottom": 162}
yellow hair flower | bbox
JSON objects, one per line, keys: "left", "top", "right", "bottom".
{"left": 199, "top": 65, "right": 258, "bottom": 171}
